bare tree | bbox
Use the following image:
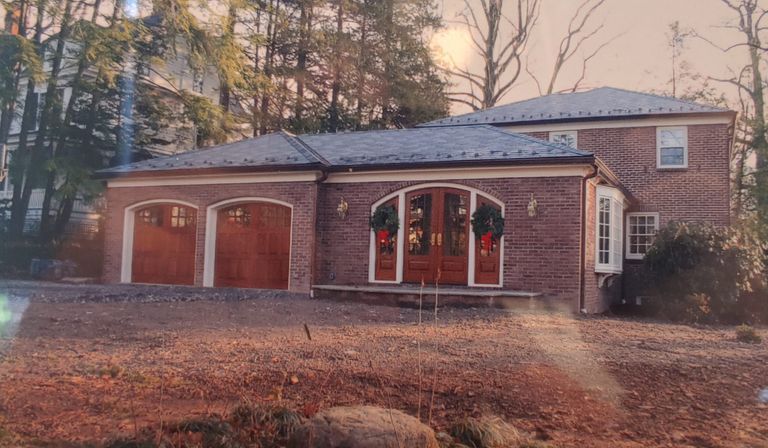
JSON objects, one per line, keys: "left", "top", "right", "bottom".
{"left": 447, "top": 0, "right": 540, "bottom": 110}
{"left": 694, "top": 0, "right": 767, "bottom": 221}
{"left": 527, "top": 0, "right": 610, "bottom": 95}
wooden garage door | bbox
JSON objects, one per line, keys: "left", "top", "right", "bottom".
{"left": 214, "top": 202, "right": 291, "bottom": 289}
{"left": 132, "top": 204, "right": 196, "bottom": 285}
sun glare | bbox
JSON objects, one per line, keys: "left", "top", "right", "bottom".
{"left": 430, "top": 27, "right": 473, "bottom": 69}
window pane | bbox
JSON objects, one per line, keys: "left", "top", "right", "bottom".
{"left": 659, "top": 129, "right": 684, "bottom": 147}
{"left": 660, "top": 147, "right": 684, "bottom": 166}
{"left": 443, "top": 192, "right": 468, "bottom": 257}
{"left": 408, "top": 193, "right": 432, "bottom": 256}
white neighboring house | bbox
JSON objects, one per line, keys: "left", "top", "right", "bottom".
{"left": 0, "top": 18, "right": 225, "bottom": 235}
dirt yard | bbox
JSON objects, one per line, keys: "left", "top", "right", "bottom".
{"left": 0, "top": 281, "right": 766, "bottom": 448}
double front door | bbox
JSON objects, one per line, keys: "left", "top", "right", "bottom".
{"left": 403, "top": 188, "right": 470, "bottom": 284}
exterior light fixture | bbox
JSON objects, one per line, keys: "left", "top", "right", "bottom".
{"left": 337, "top": 196, "right": 349, "bottom": 219}
{"left": 527, "top": 193, "right": 538, "bottom": 218}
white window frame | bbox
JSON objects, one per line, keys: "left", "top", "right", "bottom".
{"left": 626, "top": 212, "right": 659, "bottom": 260}
{"left": 549, "top": 130, "right": 578, "bottom": 148}
{"left": 595, "top": 185, "right": 625, "bottom": 274}
{"left": 656, "top": 126, "right": 688, "bottom": 169}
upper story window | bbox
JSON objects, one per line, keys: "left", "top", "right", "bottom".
{"left": 549, "top": 130, "right": 578, "bottom": 148}
{"left": 657, "top": 126, "right": 687, "bottom": 168}
{"left": 626, "top": 213, "right": 659, "bottom": 260}
{"left": 595, "top": 185, "right": 624, "bottom": 274}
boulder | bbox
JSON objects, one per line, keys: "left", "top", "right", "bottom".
{"left": 288, "top": 405, "right": 439, "bottom": 448}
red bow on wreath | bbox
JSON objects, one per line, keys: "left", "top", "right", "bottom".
{"left": 378, "top": 229, "right": 390, "bottom": 242}
{"left": 481, "top": 231, "right": 493, "bottom": 251}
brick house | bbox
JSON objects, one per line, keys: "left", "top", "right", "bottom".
{"left": 98, "top": 87, "right": 735, "bottom": 313}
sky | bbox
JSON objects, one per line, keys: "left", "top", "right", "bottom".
{"left": 430, "top": 0, "right": 752, "bottom": 114}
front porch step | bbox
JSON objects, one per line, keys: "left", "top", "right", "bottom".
{"left": 311, "top": 284, "right": 543, "bottom": 309}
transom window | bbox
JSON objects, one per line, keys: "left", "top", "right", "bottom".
{"left": 170, "top": 206, "right": 194, "bottom": 228}
{"left": 657, "top": 126, "right": 687, "bottom": 168}
{"left": 138, "top": 207, "right": 163, "bottom": 226}
{"left": 595, "top": 185, "right": 624, "bottom": 273}
{"left": 549, "top": 130, "right": 578, "bottom": 148}
{"left": 225, "top": 206, "right": 251, "bottom": 226}
{"left": 626, "top": 213, "right": 659, "bottom": 259}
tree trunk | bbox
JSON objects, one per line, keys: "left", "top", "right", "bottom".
{"left": 43, "top": 0, "right": 105, "bottom": 241}
{"left": 259, "top": 0, "right": 278, "bottom": 136}
{"left": 8, "top": 0, "right": 45, "bottom": 238}
{"left": 355, "top": 0, "right": 367, "bottom": 128}
{"left": 329, "top": 0, "right": 344, "bottom": 131}
{"left": 294, "top": 0, "right": 311, "bottom": 124}
{"left": 219, "top": 3, "right": 236, "bottom": 112}
{"left": 33, "top": 0, "right": 75, "bottom": 240}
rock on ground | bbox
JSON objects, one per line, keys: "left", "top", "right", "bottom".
{"left": 289, "top": 406, "right": 439, "bottom": 448}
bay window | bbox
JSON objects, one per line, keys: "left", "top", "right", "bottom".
{"left": 595, "top": 185, "right": 625, "bottom": 273}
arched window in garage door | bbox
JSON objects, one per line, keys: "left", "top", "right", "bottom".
{"left": 132, "top": 204, "right": 197, "bottom": 285}
{"left": 214, "top": 202, "right": 291, "bottom": 289}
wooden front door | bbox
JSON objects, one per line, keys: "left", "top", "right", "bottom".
{"left": 132, "top": 204, "right": 196, "bottom": 285}
{"left": 214, "top": 202, "right": 291, "bottom": 289}
{"left": 403, "top": 188, "right": 469, "bottom": 284}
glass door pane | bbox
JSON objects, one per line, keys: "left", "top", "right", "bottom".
{"left": 408, "top": 193, "right": 433, "bottom": 256}
{"left": 443, "top": 192, "right": 468, "bottom": 257}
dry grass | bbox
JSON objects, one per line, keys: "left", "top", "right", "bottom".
{"left": 735, "top": 324, "right": 762, "bottom": 343}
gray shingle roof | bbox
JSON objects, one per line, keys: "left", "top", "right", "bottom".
{"left": 419, "top": 87, "right": 731, "bottom": 127}
{"left": 299, "top": 125, "right": 589, "bottom": 167}
{"left": 102, "top": 131, "right": 323, "bottom": 174}
{"left": 99, "top": 125, "right": 592, "bottom": 176}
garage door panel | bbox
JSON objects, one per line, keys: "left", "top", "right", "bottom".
{"left": 215, "top": 203, "right": 291, "bottom": 289}
{"left": 132, "top": 204, "right": 196, "bottom": 285}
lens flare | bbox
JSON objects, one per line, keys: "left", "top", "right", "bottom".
{"left": 0, "top": 293, "right": 30, "bottom": 343}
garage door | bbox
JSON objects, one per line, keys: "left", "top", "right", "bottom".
{"left": 132, "top": 204, "right": 196, "bottom": 285}
{"left": 214, "top": 202, "right": 291, "bottom": 289}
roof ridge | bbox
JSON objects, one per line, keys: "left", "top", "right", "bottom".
{"left": 597, "top": 86, "right": 728, "bottom": 111}
{"left": 481, "top": 125, "right": 593, "bottom": 156}
{"left": 421, "top": 89, "right": 598, "bottom": 126}
{"left": 289, "top": 132, "right": 331, "bottom": 166}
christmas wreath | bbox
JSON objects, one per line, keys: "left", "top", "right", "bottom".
{"left": 471, "top": 205, "right": 504, "bottom": 242}
{"left": 370, "top": 205, "right": 399, "bottom": 241}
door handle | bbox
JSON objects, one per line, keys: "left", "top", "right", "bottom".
{"left": 437, "top": 233, "right": 443, "bottom": 246}
{"left": 430, "top": 233, "right": 436, "bottom": 246}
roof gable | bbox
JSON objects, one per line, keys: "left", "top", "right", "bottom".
{"left": 419, "top": 87, "right": 731, "bottom": 127}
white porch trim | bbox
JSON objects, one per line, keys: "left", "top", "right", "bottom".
{"left": 107, "top": 171, "right": 323, "bottom": 188}
{"left": 327, "top": 165, "right": 591, "bottom": 184}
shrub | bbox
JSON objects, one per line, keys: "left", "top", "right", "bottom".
{"left": 644, "top": 222, "right": 765, "bottom": 323}
{"left": 735, "top": 324, "right": 762, "bottom": 343}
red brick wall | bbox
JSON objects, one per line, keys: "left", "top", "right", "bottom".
{"left": 527, "top": 124, "right": 731, "bottom": 225}
{"left": 528, "top": 124, "right": 731, "bottom": 308}
{"left": 103, "top": 182, "right": 319, "bottom": 293}
{"left": 317, "top": 177, "right": 584, "bottom": 303}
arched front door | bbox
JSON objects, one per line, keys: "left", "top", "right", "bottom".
{"left": 214, "top": 202, "right": 291, "bottom": 289}
{"left": 132, "top": 204, "right": 196, "bottom": 285}
{"left": 403, "top": 188, "right": 470, "bottom": 284}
